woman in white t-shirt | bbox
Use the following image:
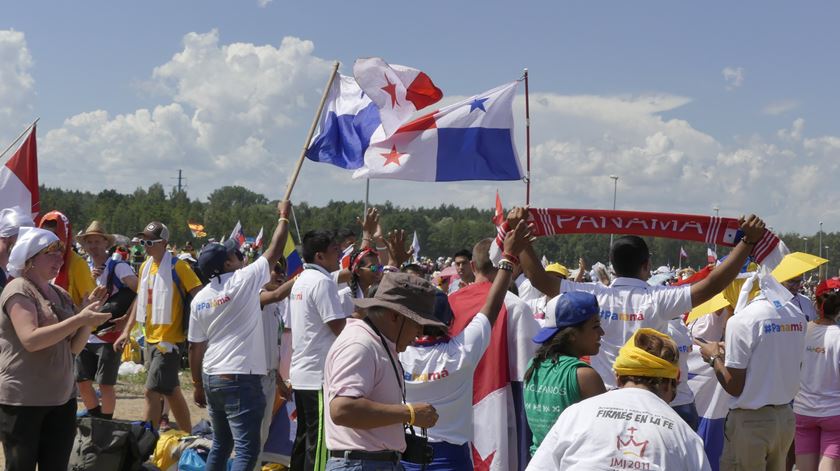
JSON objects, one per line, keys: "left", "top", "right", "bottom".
{"left": 338, "top": 248, "right": 383, "bottom": 314}
{"left": 794, "top": 278, "right": 840, "bottom": 471}
{"left": 528, "top": 328, "right": 711, "bottom": 470}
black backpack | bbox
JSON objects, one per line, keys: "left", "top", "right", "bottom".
{"left": 68, "top": 417, "right": 158, "bottom": 471}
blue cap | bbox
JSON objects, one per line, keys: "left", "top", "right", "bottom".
{"left": 197, "top": 239, "right": 242, "bottom": 279}
{"left": 532, "top": 291, "right": 600, "bottom": 344}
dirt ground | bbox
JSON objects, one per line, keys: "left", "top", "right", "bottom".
{"left": 0, "top": 379, "right": 211, "bottom": 468}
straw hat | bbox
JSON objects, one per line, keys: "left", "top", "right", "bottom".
{"left": 77, "top": 220, "right": 116, "bottom": 247}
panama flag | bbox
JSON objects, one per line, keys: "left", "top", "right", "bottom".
{"left": 306, "top": 60, "right": 442, "bottom": 170}
{"left": 353, "top": 81, "right": 523, "bottom": 182}
{"left": 353, "top": 57, "right": 443, "bottom": 136}
{"left": 230, "top": 221, "right": 246, "bottom": 246}
{"left": 0, "top": 126, "right": 40, "bottom": 217}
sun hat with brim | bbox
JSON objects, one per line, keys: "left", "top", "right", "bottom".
{"left": 77, "top": 220, "right": 116, "bottom": 247}
{"left": 352, "top": 272, "right": 445, "bottom": 328}
{"left": 545, "top": 263, "right": 570, "bottom": 278}
{"left": 533, "top": 291, "right": 600, "bottom": 343}
{"left": 7, "top": 227, "right": 60, "bottom": 277}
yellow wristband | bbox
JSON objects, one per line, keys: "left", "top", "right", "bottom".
{"left": 278, "top": 217, "right": 290, "bottom": 224}
{"left": 406, "top": 403, "right": 416, "bottom": 426}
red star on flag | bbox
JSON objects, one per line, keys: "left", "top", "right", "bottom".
{"left": 472, "top": 446, "right": 496, "bottom": 471}
{"left": 380, "top": 73, "right": 398, "bottom": 108}
{"left": 380, "top": 145, "right": 404, "bottom": 166}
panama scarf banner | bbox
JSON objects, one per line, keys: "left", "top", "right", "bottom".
{"left": 492, "top": 208, "right": 781, "bottom": 264}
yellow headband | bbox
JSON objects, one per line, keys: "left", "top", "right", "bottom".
{"left": 613, "top": 328, "right": 679, "bottom": 380}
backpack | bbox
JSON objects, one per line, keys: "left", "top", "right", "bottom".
{"left": 170, "top": 255, "right": 196, "bottom": 336}
{"left": 94, "top": 259, "right": 137, "bottom": 340}
{"left": 68, "top": 417, "right": 158, "bottom": 471}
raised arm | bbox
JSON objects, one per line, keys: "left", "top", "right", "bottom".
{"left": 690, "top": 215, "right": 766, "bottom": 307}
{"left": 483, "top": 221, "right": 530, "bottom": 326}
{"left": 261, "top": 200, "right": 292, "bottom": 266}
{"left": 260, "top": 277, "right": 296, "bottom": 308}
{"left": 507, "top": 207, "right": 560, "bottom": 299}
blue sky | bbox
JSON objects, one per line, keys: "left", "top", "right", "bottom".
{"left": 2, "top": 1, "right": 839, "bottom": 232}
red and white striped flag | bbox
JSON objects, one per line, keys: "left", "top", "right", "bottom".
{"left": 254, "top": 226, "right": 264, "bottom": 248}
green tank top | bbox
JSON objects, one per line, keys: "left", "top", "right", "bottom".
{"left": 524, "top": 355, "right": 590, "bottom": 455}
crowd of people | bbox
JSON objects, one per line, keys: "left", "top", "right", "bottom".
{"left": 0, "top": 202, "right": 838, "bottom": 471}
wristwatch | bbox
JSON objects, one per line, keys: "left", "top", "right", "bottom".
{"left": 707, "top": 354, "right": 721, "bottom": 367}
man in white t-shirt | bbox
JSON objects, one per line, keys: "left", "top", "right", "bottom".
{"left": 187, "top": 201, "right": 290, "bottom": 471}
{"left": 399, "top": 223, "right": 526, "bottom": 469}
{"left": 288, "top": 229, "right": 348, "bottom": 471}
{"left": 699, "top": 285, "right": 807, "bottom": 471}
{"left": 528, "top": 328, "right": 711, "bottom": 470}
{"left": 508, "top": 207, "right": 769, "bottom": 389}
{"left": 76, "top": 221, "right": 138, "bottom": 420}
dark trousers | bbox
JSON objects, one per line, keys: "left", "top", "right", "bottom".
{"left": 0, "top": 398, "right": 77, "bottom": 471}
{"left": 291, "top": 389, "right": 325, "bottom": 471}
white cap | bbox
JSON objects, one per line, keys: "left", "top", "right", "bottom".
{"left": 0, "top": 206, "right": 35, "bottom": 238}
{"left": 7, "top": 227, "right": 60, "bottom": 277}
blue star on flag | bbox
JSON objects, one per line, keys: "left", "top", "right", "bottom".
{"left": 469, "top": 97, "right": 489, "bottom": 113}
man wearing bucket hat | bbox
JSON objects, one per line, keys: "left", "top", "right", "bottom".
{"left": 323, "top": 272, "right": 443, "bottom": 470}
{"left": 528, "top": 329, "right": 711, "bottom": 470}
{"left": 187, "top": 201, "right": 291, "bottom": 471}
{"left": 76, "top": 220, "right": 138, "bottom": 420}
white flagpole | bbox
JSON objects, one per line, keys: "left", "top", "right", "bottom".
{"left": 0, "top": 118, "right": 39, "bottom": 162}
{"left": 364, "top": 178, "right": 370, "bottom": 217}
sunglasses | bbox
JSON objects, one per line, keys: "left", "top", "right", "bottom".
{"left": 137, "top": 239, "right": 163, "bottom": 247}
{"left": 360, "top": 264, "right": 384, "bottom": 273}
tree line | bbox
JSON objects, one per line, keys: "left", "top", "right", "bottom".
{"left": 40, "top": 184, "right": 839, "bottom": 277}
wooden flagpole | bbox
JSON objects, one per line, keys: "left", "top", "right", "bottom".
{"left": 523, "top": 68, "right": 531, "bottom": 205}
{"left": 0, "top": 118, "right": 39, "bottom": 162}
{"left": 282, "top": 61, "right": 340, "bottom": 201}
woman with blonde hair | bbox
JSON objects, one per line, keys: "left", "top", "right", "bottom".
{"left": 0, "top": 227, "right": 110, "bottom": 470}
{"left": 528, "top": 328, "right": 711, "bottom": 470}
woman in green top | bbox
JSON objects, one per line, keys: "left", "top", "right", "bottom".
{"left": 524, "top": 291, "right": 607, "bottom": 455}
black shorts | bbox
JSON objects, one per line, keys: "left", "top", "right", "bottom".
{"left": 75, "top": 342, "right": 120, "bottom": 385}
{"left": 144, "top": 343, "right": 181, "bottom": 395}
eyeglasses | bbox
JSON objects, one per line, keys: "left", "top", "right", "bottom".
{"left": 137, "top": 239, "right": 163, "bottom": 247}
{"left": 360, "top": 264, "right": 384, "bottom": 273}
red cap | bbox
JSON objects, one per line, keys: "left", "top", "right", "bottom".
{"left": 815, "top": 277, "right": 840, "bottom": 298}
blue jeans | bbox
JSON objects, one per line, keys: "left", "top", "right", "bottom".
{"left": 402, "top": 441, "right": 469, "bottom": 470}
{"left": 672, "top": 401, "right": 700, "bottom": 431}
{"left": 326, "top": 458, "right": 405, "bottom": 470}
{"left": 203, "top": 373, "right": 266, "bottom": 471}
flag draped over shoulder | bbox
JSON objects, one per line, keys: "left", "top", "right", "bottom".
{"left": 353, "top": 81, "right": 523, "bottom": 182}
{"left": 449, "top": 282, "right": 532, "bottom": 471}
{"left": 0, "top": 126, "right": 39, "bottom": 217}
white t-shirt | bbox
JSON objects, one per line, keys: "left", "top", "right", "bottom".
{"left": 561, "top": 278, "right": 692, "bottom": 388}
{"left": 794, "top": 323, "right": 840, "bottom": 417}
{"left": 188, "top": 257, "right": 270, "bottom": 375}
{"left": 527, "top": 388, "right": 710, "bottom": 471}
{"left": 667, "top": 319, "right": 695, "bottom": 407}
{"left": 791, "top": 293, "right": 818, "bottom": 322}
{"left": 262, "top": 297, "right": 289, "bottom": 373}
{"left": 516, "top": 275, "right": 541, "bottom": 302}
{"left": 687, "top": 308, "right": 728, "bottom": 343}
{"left": 724, "top": 296, "right": 807, "bottom": 410}
{"left": 503, "top": 291, "right": 540, "bottom": 381}
{"left": 88, "top": 258, "right": 136, "bottom": 344}
{"left": 400, "top": 314, "right": 492, "bottom": 445}
{"left": 289, "top": 264, "right": 348, "bottom": 390}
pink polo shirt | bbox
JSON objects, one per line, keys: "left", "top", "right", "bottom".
{"left": 324, "top": 318, "right": 406, "bottom": 452}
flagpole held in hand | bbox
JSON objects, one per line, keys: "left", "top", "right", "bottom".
{"left": 283, "top": 61, "right": 340, "bottom": 201}
{"left": 523, "top": 68, "right": 531, "bottom": 205}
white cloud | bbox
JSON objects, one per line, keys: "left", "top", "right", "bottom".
{"left": 0, "top": 29, "right": 35, "bottom": 144}
{"left": 3, "top": 29, "right": 840, "bottom": 233}
{"left": 722, "top": 66, "right": 744, "bottom": 91}
{"left": 763, "top": 99, "right": 799, "bottom": 116}
{"left": 257, "top": 0, "right": 273, "bottom": 6}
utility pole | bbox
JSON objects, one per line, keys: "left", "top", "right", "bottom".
{"left": 609, "top": 175, "right": 619, "bottom": 250}
{"left": 177, "top": 169, "right": 184, "bottom": 193}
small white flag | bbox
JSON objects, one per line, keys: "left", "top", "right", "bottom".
{"left": 411, "top": 231, "right": 421, "bottom": 262}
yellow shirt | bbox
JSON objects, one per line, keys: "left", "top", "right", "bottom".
{"left": 67, "top": 252, "right": 95, "bottom": 307}
{"left": 141, "top": 258, "right": 203, "bottom": 344}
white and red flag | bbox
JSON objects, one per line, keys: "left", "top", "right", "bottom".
{"left": 0, "top": 125, "right": 39, "bottom": 217}
{"left": 493, "top": 190, "right": 504, "bottom": 225}
{"left": 707, "top": 247, "right": 718, "bottom": 264}
{"left": 680, "top": 246, "right": 688, "bottom": 259}
{"left": 254, "top": 226, "right": 264, "bottom": 249}
{"left": 353, "top": 57, "right": 442, "bottom": 137}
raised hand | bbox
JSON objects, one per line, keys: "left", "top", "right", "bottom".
{"left": 506, "top": 206, "right": 529, "bottom": 229}
{"left": 503, "top": 220, "right": 531, "bottom": 256}
{"left": 738, "top": 215, "right": 766, "bottom": 244}
{"left": 386, "top": 230, "right": 413, "bottom": 267}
